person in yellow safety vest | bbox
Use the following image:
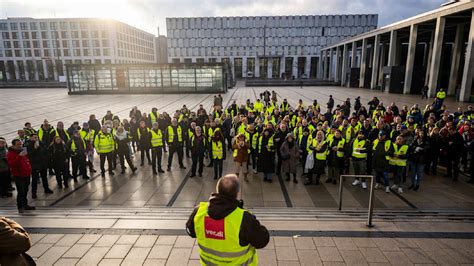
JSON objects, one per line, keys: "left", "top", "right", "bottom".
{"left": 94, "top": 125, "right": 115, "bottom": 177}
{"left": 186, "top": 174, "right": 270, "bottom": 265}
{"left": 233, "top": 133, "right": 250, "bottom": 181}
{"left": 207, "top": 120, "right": 219, "bottom": 168}
{"left": 237, "top": 117, "right": 248, "bottom": 135}
{"left": 113, "top": 126, "right": 137, "bottom": 174}
{"left": 149, "top": 107, "right": 159, "bottom": 125}
{"left": 137, "top": 120, "right": 152, "bottom": 166}
{"left": 55, "top": 121, "right": 70, "bottom": 143}
{"left": 101, "top": 110, "right": 119, "bottom": 125}
{"left": 211, "top": 129, "right": 226, "bottom": 180}
{"left": 350, "top": 131, "right": 370, "bottom": 189}
{"left": 67, "top": 130, "right": 90, "bottom": 181}
{"left": 305, "top": 130, "right": 327, "bottom": 185}
{"left": 372, "top": 131, "right": 394, "bottom": 193}
{"left": 280, "top": 99, "right": 290, "bottom": 114}
{"left": 190, "top": 126, "right": 207, "bottom": 178}
{"left": 80, "top": 122, "right": 97, "bottom": 174}
{"left": 246, "top": 124, "right": 259, "bottom": 174}
{"left": 149, "top": 122, "right": 165, "bottom": 175}
{"left": 166, "top": 118, "right": 186, "bottom": 171}
{"left": 254, "top": 99, "right": 264, "bottom": 114}
{"left": 311, "top": 99, "right": 321, "bottom": 112}
{"left": 389, "top": 136, "right": 408, "bottom": 194}
{"left": 257, "top": 129, "right": 275, "bottom": 182}
{"left": 436, "top": 88, "right": 446, "bottom": 102}
{"left": 264, "top": 115, "right": 276, "bottom": 126}
{"left": 326, "top": 129, "right": 345, "bottom": 185}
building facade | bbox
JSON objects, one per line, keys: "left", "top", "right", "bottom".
{"left": 166, "top": 15, "right": 378, "bottom": 79}
{"left": 0, "top": 17, "right": 156, "bottom": 82}
{"left": 155, "top": 35, "right": 168, "bottom": 64}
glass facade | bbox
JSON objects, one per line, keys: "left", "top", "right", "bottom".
{"left": 66, "top": 63, "right": 226, "bottom": 94}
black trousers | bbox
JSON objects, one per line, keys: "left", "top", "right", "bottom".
{"left": 213, "top": 159, "right": 223, "bottom": 179}
{"left": 250, "top": 150, "right": 257, "bottom": 170}
{"left": 31, "top": 168, "right": 49, "bottom": 194}
{"left": 446, "top": 155, "right": 460, "bottom": 179}
{"left": 71, "top": 154, "right": 87, "bottom": 178}
{"left": 140, "top": 148, "right": 151, "bottom": 164}
{"left": 119, "top": 152, "right": 134, "bottom": 171}
{"left": 191, "top": 152, "right": 204, "bottom": 175}
{"left": 168, "top": 144, "right": 184, "bottom": 168}
{"left": 151, "top": 147, "right": 163, "bottom": 172}
{"left": 14, "top": 177, "right": 30, "bottom": 209}
{"left": 100, "top": 152, "right": 114, "bottom": 174}
{"left": 0, "top": 171, "right": 10, "bottom": 195}
{"left": 54, "top": 166, "right": 68, "bottom": 186}
{"left": 425, "top": 153, "right": 439, "bottom": 174}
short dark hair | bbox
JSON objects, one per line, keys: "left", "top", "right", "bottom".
{"left": 12, "top": 139, "right": 21, "bottom": 146}
{"left": 216, "top": 174, "right": 240, "bottom": 199}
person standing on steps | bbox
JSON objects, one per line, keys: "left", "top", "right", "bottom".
{"left": 305, "top": 130, "right": 327, "bottom": 185}
{"left": 351, "top": 131, "right": 370, "bottom": 189}
{"left": 326, "top": 129, "right": 345, "bottom": 185}
{"left": 390, "top": 135, "right": 409, "bottom": 193}
{"left": 67, "top": 130, "right": 90, "bottom": 181}
{"left": 211, "top": 129, "right": 226, "bottom": 180}
{"left": 137, "top": 121, "right": 152, "bottom": 166}
{"left": 48, "top": 136, "right": 69, "bottom": 189}
{"left": 149, "top": 122, "right": 165, "bottom": 175}
{"left": 280, "top": 133, "right": 299, "bottom": 183}
{"left": 114, "top": 127, "right": 137, "bottom": 174}
{"left": 233, "top": 133, "right": 250, "bottom": 182}
{"left": 372, "top": 131, "right": 394, "bottom": 193}
{"left": 190, "top": 126, "right": 207, "bottom": 178}
{"left": 25, "top": 134, "right": 53, "bottom": 199}
{"left": 257, "top": 129, "right": 274, "bottom": 183}
{"left": 166, "top": 118, "right": 186, "bottom": 171}
{"left": 80, "top": 122, "right": 96, "bottom": 174}
{"left": 94, "top": 125, "right": 115, "bottom": 177}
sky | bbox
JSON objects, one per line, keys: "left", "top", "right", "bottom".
{"left": 1, "top": 0, "right": 447, "bottom": 36}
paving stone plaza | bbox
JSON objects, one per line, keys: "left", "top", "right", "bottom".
{"left": 0, "top": 85, "right": 474, "bottom": 265}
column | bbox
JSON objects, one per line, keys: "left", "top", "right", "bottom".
{"left": 448, "top": 24, "right": 463, "bottom": 95}
{"left": 322, "top": 50, "right": 328, "bottom": 80}
{"left": 359, "top": 38, "right": 368, "bottom": 88}
{"left": 335, "top": 46, "right": 341, "bottom": 83}
{"left": 255, "top": 57, "right": 260, "bottom": 78}
{"left": 460, "top": 10, "right": 474, "bottom": 102}
{"left": 267, "top": 58, "right": 273, "bottom": 78}
{"left": 280, "top": 56, "right": 285, "bottom": 78}
{"left": 351, "top": 42, "right": 357, "bottom": 68}
{"left": 387, "top": 30, "right": 398, "bottom": 66}
{"left": 292, "top": 56, "right": 298, "bottom": 79}
{"left": 404, "top": 24, "right": 418, "bottom": 94}
{"left": 371, "top": 35, "right": 381, "bottom": 89}
{"left": 23, "top": 60, "right": 29, "bottom": 81}
{"left": 378, "top": 44, "right": 386, "bottom": 88}
{"left": 427, "top": 17, "right": 446, "bottom": 98}
{"left": 424, "top": 32, "right": 434, "bottom": 85}
{"left": 317, "top": 53, "right": 323, "bottom": 79}
{"left": 242, "top": 57, "right": 248, "bottom": 78}
{"left": 341, "top": 44, "right": 349, "bottom": 86}
{"left": 305, "top": 56, "right": 311, "bottom": 78}
{"left": 328, "top": 49, "right": 334, "bottom": 80}
{"left": 14, "top": 60, "right": 20, "bottom": 80}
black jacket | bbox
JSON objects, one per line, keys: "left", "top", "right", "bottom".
{"left": 25, "top": 140, "right": 48, "bottom": 170}
{"left": 186, "top": 193, "right": 269, "bottom": 249}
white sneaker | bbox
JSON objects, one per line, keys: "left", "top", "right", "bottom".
{"left": 390, "top": 184, "right": 398, "bottom": 190}
{"left": 385, "top": 186, "right": 390, "bottom": 193}
{"left": 398, "top": 187, "right": 403, "bottom": 194}
{"left": 362, "top": 182, "right": 367, "bottom": 189}
{"left": 352, "top": 180, "right": 361, "bottom": 186}
{"left": 374, "top": 183, "right": 381, "bottom": 190}
{"left": 253, "top": 169, "right": 257, "bottom": 174}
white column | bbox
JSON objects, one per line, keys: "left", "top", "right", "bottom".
{"left": 460, "top": 10, "right": 474, "bottom": 102}
{"left": 328, "top": 49, "right": 333, "bottom": 80}
{"left": 388, "top": 30, "right": 398, "bottom": 66}
{"left": 427, "top": 17, "right": 446, "bottom": 98}
{"left": 267, "top": 58, "right": 273, "bottom": 78}
{"left": 305, "top": 56, "right": 311, "bottom": 78}
{"left": 280, "top": 56, "right": 285, "bottom": 78}
{"left": 371, "top": 35, "right": 381, "bottom": 89}
{"left": 359, "top": 39, "right": 368, "bottom": 88}
{"left": 255, "top": 57, "right": 260, "bottom": 78}
{"left": 404, "top": 24, "right": 418, "bottom": 94}
{"left": 317, "top": 53, "right": 323, "bottom": 79}
{"left": 448, "top": 24, "right": 463, "bottom": 95}
{"left": 14, "top": 60, "right": 20, "bottom": 80}
{"left": 424, "top": 33, "right": 435, "bottom": 85}
{"left": 351, "top": 42, "right": 357, "bottom": 68}
{"left": 292, "top": 57, "right": 298, "bottom": 79}
{"left": 23, "top": 60, "right": 29, "bottom": 81}
{"left": 335, "top": 46, "right": 341, "bottom": 83}
{"left": 378, "top": 44, "right": 386, "bottom": 88}
{"left": 242, "top": 57, "right": 248, "bottom": 78}
{"left": 322, "top": 50, "right": 328, "bottom": 80}
{"left": 341, "top": 44, "right": 349, "bottom": 86}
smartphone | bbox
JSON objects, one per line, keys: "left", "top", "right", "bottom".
{"left": 22, "top": 147, "right": 28, "bottom": 154}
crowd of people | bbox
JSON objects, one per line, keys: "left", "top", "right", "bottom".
{"left": 1, "top": 88, "right": 474, "bottom": 213}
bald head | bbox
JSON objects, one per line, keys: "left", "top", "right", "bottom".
{"left": 216, "top": 174, "right": 240, "bottom": 199}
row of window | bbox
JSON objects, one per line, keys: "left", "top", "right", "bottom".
{"left": 2, "top": 39, "right": 110, "bottom": 49}
{"left": 167, "top": 15, "right": 378, "bottom": 30}
{"left": 117, "top": 41, "right": 154, "bottom": 55}
{"left": 117, "top": 50, "right": 155, "bottom": 61}
{"left": 1, "top": 30, "right": 109, "bottom": 40}
{"left": 1, "top": 48, "right": 110, "bottom": 58}
{"left": 167, "top": 26, "right": 374, "bottom": 39}
{"left": 0, "top": 21, "right": 107, "bottom": 31}
{"left": 168, "top": 45, "right": 321, "bottom": 57}
{"left": 116, "top": 32, "right": 154, "bottom": 48}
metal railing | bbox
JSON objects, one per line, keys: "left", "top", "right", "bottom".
{"left": 338, "top": 175, "right": 375, "bottom": 228}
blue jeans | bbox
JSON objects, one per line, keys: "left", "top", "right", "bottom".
{"left": 374, "top": 170, "right": 389, "bottom": 187}
{"left": 409, "top": 162, "right": 424, "bottom": 186}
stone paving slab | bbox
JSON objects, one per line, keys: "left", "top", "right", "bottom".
{"left": 25, "top": 232, "right": 474, "bottom": 265}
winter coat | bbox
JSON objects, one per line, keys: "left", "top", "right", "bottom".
{"left": 0, "top": 217, "right": 36, "bottom": 266}
{"left": 408, "top": 137, "right": 429, "bottom": 164}
{"left": 232, "top": 139, "right": 249, "bottom": 163}
{"left": 327, "top": 137, "right": 345, "bottom": 168}
{"left": 0, "top": 148, "right": 9, "bottom": 173}
{"left": 137, "top": 127, "right": 151, "bottom": 150}
{"left": 372, "top": 139, "right": 394, "bottom": 172}
{"left": 257, "top": 136, "right": 274, "bottom": 173}
{"left": 191, "top": 135, "right": 207, "bottom": 156}
{"left": 48, "top": 143, "right": 68, "bottom": 170}
{"left": 6, "top": 148, "right": 32, "bottom": 178}
{"left": 445, "top": 132, "right": 463, "bottom": 158}
{"left": 25, "top": 140, "right": 48, "bottom": 170}
{"left": 280, "top": 140, "right": 299, "bottom": 174}
{"left": 114, "top": 132, "right": 132, "bottom": 156}
{"left": 186, "top": 193, "right": 269, "bottom": 249}
{"left": 88, "top": 119, "right": 101, "bottom": 134}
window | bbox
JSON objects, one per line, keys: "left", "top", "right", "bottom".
{"left": 13, "top": 41, "right": 20, "bottom": 48}
{"left": 34, "top": 50, "right": 41, "bottom": 57}
{"left": 12, "top": 32, "right": 19, "bottom": 39}
{"left": 83, "top": 49, "right": 90, "bottom": 56}
{"left": 10, "top": 23, "right": 18, "bottom": 30}
{"left": 21, "top": 32, "right": 29, "bottom": 39}
{"left": 63, "top": 49, "right": 70, "bottom": 56}
{"left": 31, "top": 32, "right": 38, "bottom": 39}
{"left": 42, "top": 40, "right": 50, "bottom": 48}
{"left": 2, "top": 32, "right": 9, "bottom": 39}
{"left": 93, "top": 40, "right": 100, "bottom": 47}
{"left": 0, "top": 23, "right": 7, "bottom": 30}
{"left": 82, "top": 40, "right": 89, "bottom": 47}
{"left": 73, "top": 49, "right": 81, "bottom": 56}
{"left": 29, "top": 22, "right": 37, "bottom": 30}
{"left": 93, "top": 49, "right": 100, "bottom": 56}
{"left": 14, "top": 50, "right": 22, "bottom": 57}
{"left": 60, "top": 22, "right": 67, "bottom": 30}
{"left": 49, "top": 22, "right": 57, "bottom": 30}
{"left": 70, "top": 22, "right": 78, "bottom": 29}
{"left": 20, "top": 22, "right": 28, "bottom": 30}
{"left": 81, "top": 31, "right": 89, "bottom": 38}
{"left": 23, "top": 41, "right": 30, "bottom": 48}
{"left": 91, "top": 31, "right": 99, "bottom": 38}
{"left": 33, "top": 41, "right": 40, "bottom": 48}
{"left": 61, "top": 31, "right": 68, "bottom": 38}
{"left": 44, "top": 50, "right": 50, "bottom": 56}
{"left": 40, "top": 22, "right": 47, "bottom": 30}
{"left": 3, "top": 41, "right": 11, "bottom": 48}
{"left": 41, "top": 31, "right": 49, "bottom": 39}
{"left": 24, "top": 50, "right": 32, "bottom": 57}
{"left": 103, "top": 48, "right": 109, "bottom": 56}
{"left": 62, "top": 40, "right": 69, "bottom": 47}
{"left": 101, "top": 40, "right": 109, "bottom": 47}
{"left": 5, "top": 50, "right": 12, "bottom": 57}
{"left": 101, "top": 30, "right": 108, "bottom": 38}
{"left": 71, "top": 31, "right": 79, "bottom": 38}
